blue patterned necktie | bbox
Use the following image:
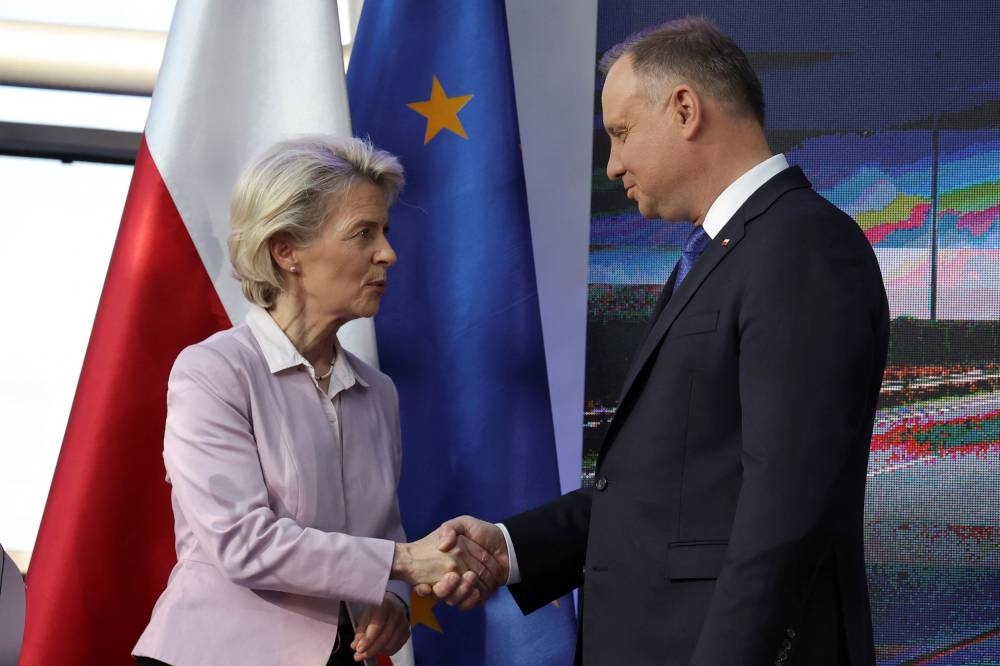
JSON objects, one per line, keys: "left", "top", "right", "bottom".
{"left": 672, "top": 224, "right": 711, "bottom": 296}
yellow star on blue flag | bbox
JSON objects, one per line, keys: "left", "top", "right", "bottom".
{"left": 410, "top": 592, "right": 443, "bottom": 633}
{"left": 407, "top": 76, "right": 474, "bottom": 144}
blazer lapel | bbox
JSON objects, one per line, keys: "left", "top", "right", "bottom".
{"left": 613, "top": 167, "right": 813, "bottom": 416}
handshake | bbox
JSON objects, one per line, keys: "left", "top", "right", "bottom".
{"left": 391, "top": 515, "right": 508, "bottom": 610}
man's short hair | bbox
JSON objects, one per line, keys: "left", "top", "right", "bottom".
{"left": 600, "top": 16, "right": 765, "bottom": 126}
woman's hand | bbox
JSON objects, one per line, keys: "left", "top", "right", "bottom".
{"left": 351, "top": 592, "right": 409, "bottom": 661}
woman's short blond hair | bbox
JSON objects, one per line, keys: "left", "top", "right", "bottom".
{"left": 228, "top": 135, "right": 404, "bottom": 308}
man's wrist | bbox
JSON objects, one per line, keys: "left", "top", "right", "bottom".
{"left": 495, "top": 523, "right": 521, "bottom": 585}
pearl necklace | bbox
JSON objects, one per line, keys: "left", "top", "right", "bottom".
{"left": 316, "top": 361, "right": 334, "bottom": 380}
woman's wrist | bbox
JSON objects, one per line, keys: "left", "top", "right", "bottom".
{"left": 390, "top": 542, "right": 412, "bottom": 582}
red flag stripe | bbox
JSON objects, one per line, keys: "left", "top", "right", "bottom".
{"left": 20, "top": 137, "right": 230, "bottom": 664}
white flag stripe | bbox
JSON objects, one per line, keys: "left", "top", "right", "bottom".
{"left": 146, "top": 0, "right": 348, "bottom": 324}
{"left": 145, "top": 0, "right": 380, "bottom": 366}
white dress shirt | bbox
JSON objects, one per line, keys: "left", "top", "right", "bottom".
{"left": 701, "top": 153, "right": 789, "bottom": 239}
{"left": 246, "top": 304, "right": 365, "bottom": 437}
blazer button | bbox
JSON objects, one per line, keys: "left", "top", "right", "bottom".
{"left": 595, "top": 476, "right": 608, "bottom": 491}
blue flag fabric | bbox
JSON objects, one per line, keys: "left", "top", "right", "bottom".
{"left": 347, "top": 2, "right": 577, "bottom": 664}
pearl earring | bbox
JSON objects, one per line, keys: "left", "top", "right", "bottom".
{"left": 289, "top": 265, "right": 298, "bottom": 273}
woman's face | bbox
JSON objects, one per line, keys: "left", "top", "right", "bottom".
{"left": 292, "top": 180, "right": 396, "bottom": 323}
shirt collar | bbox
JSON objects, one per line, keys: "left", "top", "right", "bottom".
{"left": 245, "top": 305, "right": 368, "bottom": 389}
{"left": 701, "top": 153, "right": 790, "bottom": 239}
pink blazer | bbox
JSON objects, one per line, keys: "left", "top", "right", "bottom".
{"left": 134, "top": 323, "right": 408, "bottom": 665}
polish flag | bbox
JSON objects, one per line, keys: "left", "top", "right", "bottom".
{"left": 20, "top": 2, "right": 408, "bottom": 664}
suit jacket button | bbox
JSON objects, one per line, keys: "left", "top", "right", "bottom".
{"left": 595, "top": 477, "right": 608, "bottom": 491}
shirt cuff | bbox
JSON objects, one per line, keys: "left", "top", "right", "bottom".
{"left": 386, "top": 580, "right": 410, "bottom": 621}
{"left": 495, "top": 522, "right": 521, "bottom": 585}
{"left": 386, "top": 580, "right": 411, "bottom": 618}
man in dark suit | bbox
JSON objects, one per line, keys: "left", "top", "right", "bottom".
{"left": 427, "top": 17, "right": 888, "bottom": 665}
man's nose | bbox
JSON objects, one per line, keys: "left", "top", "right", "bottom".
{"left": 606, "top": 149, "right": 624, "bottom": 181}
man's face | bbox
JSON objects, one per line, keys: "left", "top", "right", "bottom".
{"left": 602, "top": 56, "right": 687, "bottom": 221}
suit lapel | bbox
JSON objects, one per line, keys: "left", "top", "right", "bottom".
{"left": 612, "top": 167, "right": 813, "bottom": 419}
{"left": 615, "top": 225, "right": 744, "bottom": 406}
{"left": 634, "top": 262, "right": 679, "bottom": 350}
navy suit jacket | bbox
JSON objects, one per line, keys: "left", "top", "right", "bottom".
{"left": 506, "top": 167, "right": 888, "bottom": 665}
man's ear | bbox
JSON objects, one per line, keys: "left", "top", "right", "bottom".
{"left": 669, "top": 85, "right": 702, "bottom": 139}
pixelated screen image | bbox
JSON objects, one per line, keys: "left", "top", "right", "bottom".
{"left": 586, "top": 2, "right": 1000, "bottom": 663}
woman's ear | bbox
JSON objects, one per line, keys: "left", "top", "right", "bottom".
{"left": 269, "top": 235, "right": 298, "bottom": 273}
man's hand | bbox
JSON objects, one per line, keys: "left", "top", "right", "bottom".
{"left": 413, "top": 515, "right": 510, "bottom": 610}
{"left": 392, "top": 527, "right": 505, "bottom": 606}
{"left": 351, "top": 592, "right": 409, "bottom": 662}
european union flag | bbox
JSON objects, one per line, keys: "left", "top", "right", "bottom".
{"left": 347, "top": 1, "right": 577, "bottom": 664}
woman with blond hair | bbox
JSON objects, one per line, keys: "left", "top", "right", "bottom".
{"left": 134, "top": 136, "right": 499, "bottom": 666}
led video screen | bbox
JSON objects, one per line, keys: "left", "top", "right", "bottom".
{"left": 586, "top": 2, "right": 1000, "bottom": 662}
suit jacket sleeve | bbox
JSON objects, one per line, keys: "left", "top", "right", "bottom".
{"left": 691, "top": 209, "right": 888, "bottom": 664}
{"left": 503, "top": 487, "right": 592, "bottom": 613}
{"left": 163, "top": 344, "right": 396, "bottom": 607}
